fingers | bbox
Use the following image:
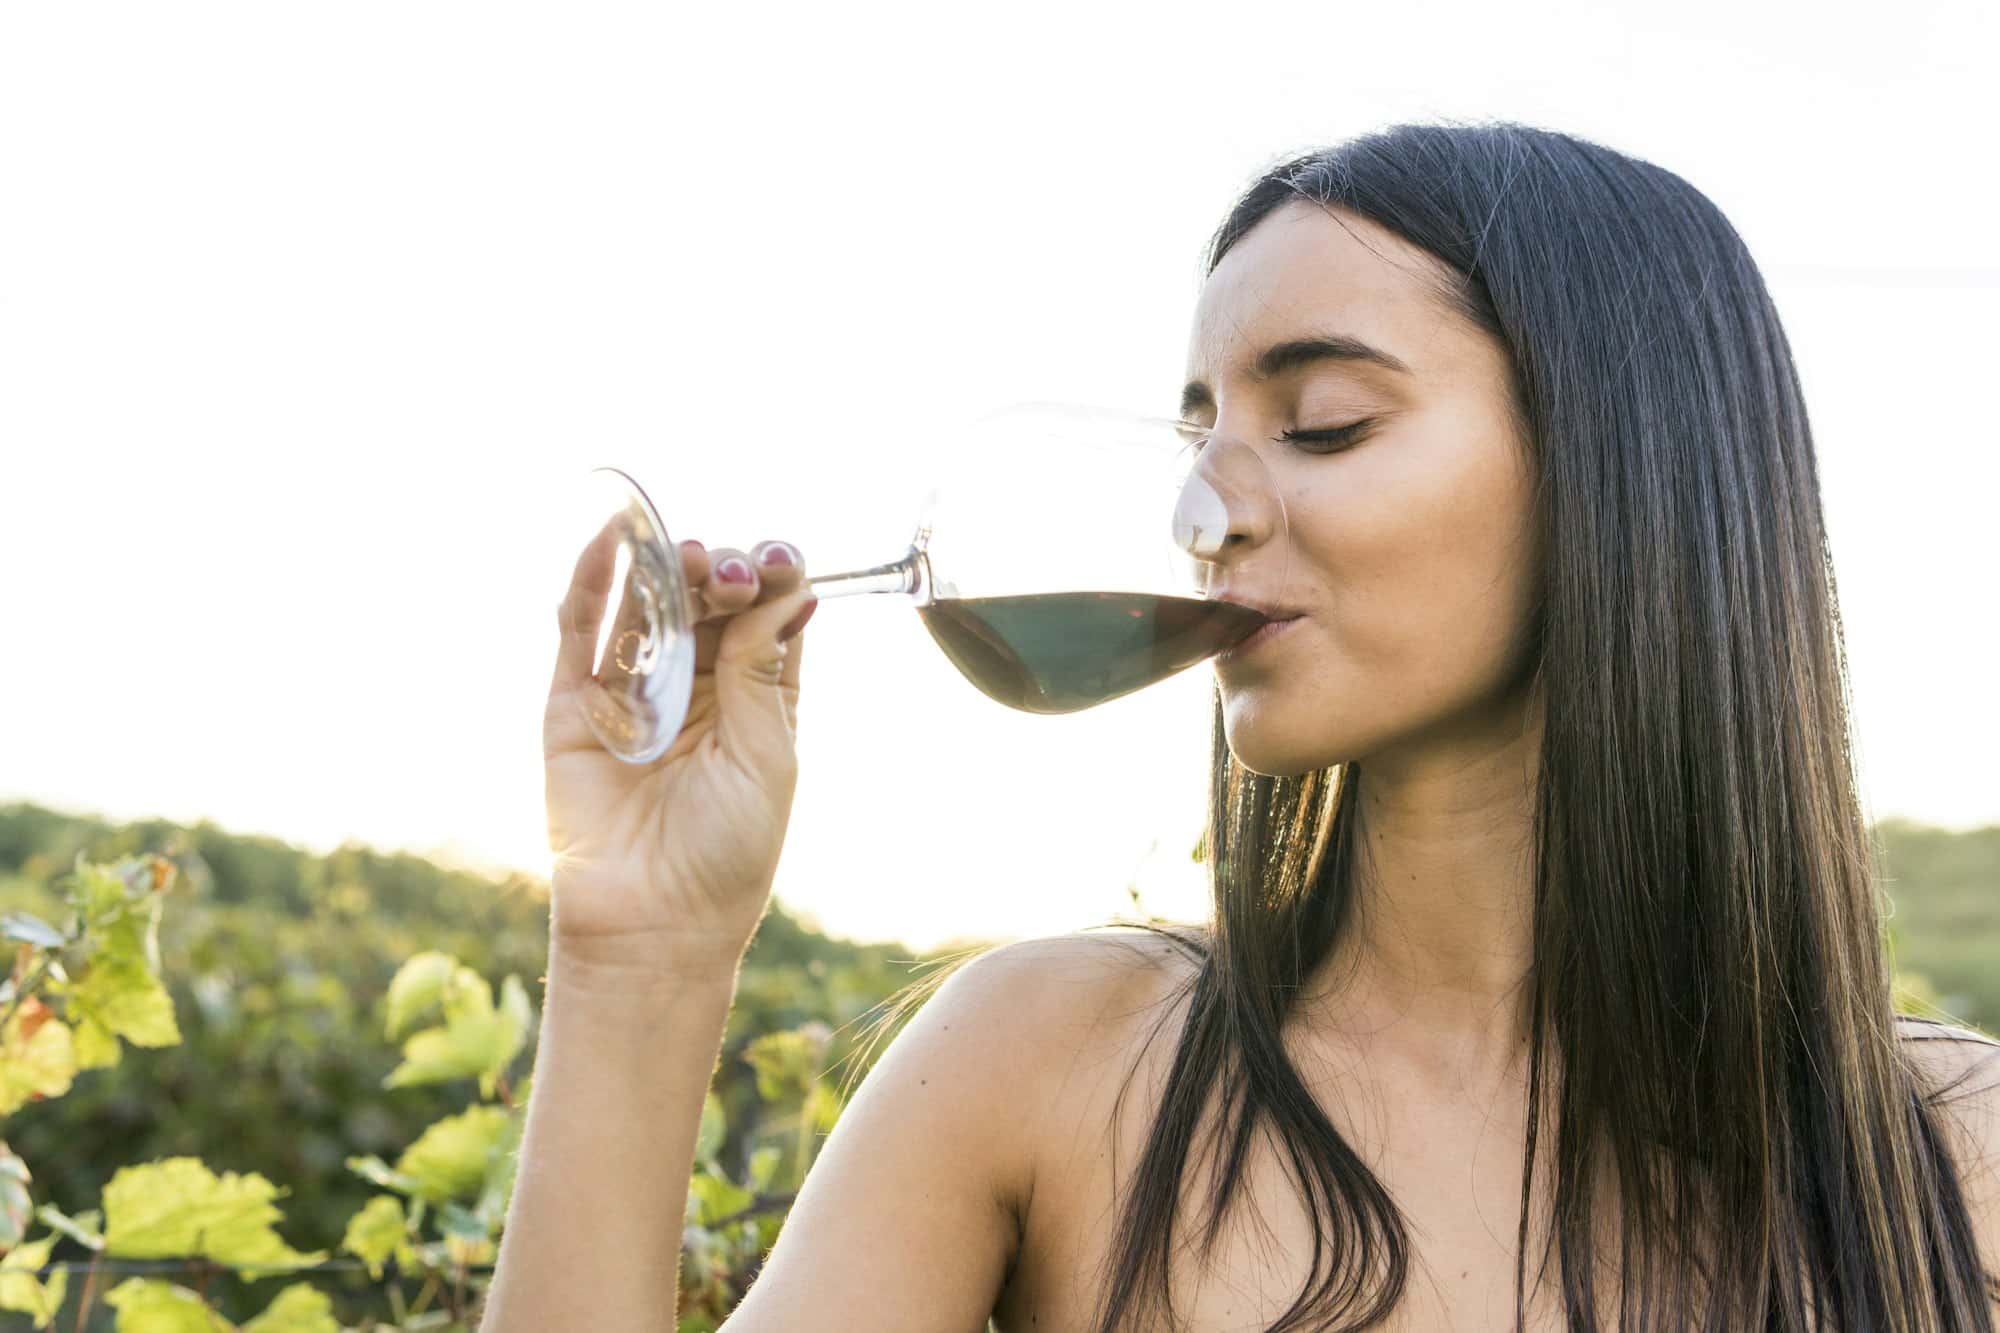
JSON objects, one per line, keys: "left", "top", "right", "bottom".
{"left": 688, "top": 540, "right": 808, "bottom": 672}
{"left": 559, "top": 530, "right": 812, "bottom": 688}
{"left": 713, "top": 563, "right": 818, "bottom": 760}
{"left": 552, "top": 517, "right": 621, "bottom": 692}
{"left": 689, "top": 540, "right": 805, "bottom": 621}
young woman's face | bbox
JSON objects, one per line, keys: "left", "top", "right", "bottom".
{"left": 1183, "top": 199, "right": 1542, "bottom": 777}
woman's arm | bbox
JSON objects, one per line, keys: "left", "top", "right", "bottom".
{"left": 715, "top": 937, "right": 1063, "bottom": 1331}
{"left": 483, "top": 933, "right": 1077, "bottom": 1332}
{"left": 482, "top": 946, "right": 741, "bottom": 1330}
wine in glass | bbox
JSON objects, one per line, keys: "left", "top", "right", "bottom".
{"left": 558, "top": 403, "right": 1292, "bottom": 764}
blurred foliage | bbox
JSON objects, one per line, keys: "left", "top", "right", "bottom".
{"left": 1876, "top": 817, "right": 2000, "bottom": 1032}
{"left": 0, "top": 803, "right": 987, "bottom": 1329}
{"left": 0, "top": 801, "right": 1990, "bottom": 1330}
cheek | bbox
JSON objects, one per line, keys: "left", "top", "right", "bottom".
{"left": 1297, "top": 435, "right": 1538, "bottom": 714}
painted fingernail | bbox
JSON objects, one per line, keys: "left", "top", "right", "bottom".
{"left": 680, "top": 539, "right": 706, "bottom": 557}
{"left": 758, "top": 541, "right": 800, "bottom": 568}
{"left": 715, "top": 556, "right": 753, "bottom": 584}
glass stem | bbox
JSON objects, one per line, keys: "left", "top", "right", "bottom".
{"left": 802, "top": 519, "right": 937, "bottom": 603}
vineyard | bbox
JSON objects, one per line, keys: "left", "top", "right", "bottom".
{"left": 0, "top": 801, "right": 1990, "bottom": 1329}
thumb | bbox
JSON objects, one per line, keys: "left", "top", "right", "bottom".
{"left": 712, "top": 582, "right": 818, "bottom": 766}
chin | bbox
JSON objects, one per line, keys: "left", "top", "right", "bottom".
{"left": 1218, "top": 690, "right": 1343, "bottom": 778}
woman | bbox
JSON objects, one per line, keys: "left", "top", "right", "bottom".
{"left": 486, "top": 121, "right": 2000, "bottom": 1330}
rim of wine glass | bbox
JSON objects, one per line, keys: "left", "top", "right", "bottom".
{"left": 586, "top": 461, "right": 692, "bottom": 644}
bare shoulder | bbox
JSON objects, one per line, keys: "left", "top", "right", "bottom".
{"left": 1896, "top": 1016, "right": 2000, "bottom": 1273}
{"left": 716, "top": 927, "right": 1205, "bottom": 1331}
{"left": 970, "top": 925, "right": 1206, "bottom": 1013}
{"left": 1896, "top": 1014, "right": 2000, "bottom": 1099}
{"left": 932, "top": 926, "right": 1207, "bottom": 1078}
{"left": 854, "top": 923, "right": 1207, "bottom": 1158}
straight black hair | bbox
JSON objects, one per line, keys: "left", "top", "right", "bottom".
{"left": 848, "top": 118, "right": 1999, "bottom": 1330}
{"left": 1078, "top": 119, "right": 1999, "bottom": 1331}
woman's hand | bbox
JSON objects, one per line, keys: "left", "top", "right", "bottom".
{"left": 542, "top": 528, "right": 819, "bottom": 984}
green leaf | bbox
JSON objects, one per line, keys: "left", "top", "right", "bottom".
{"left": 485, "top": 973, "right": 534, "bottom": 1099}
{"left": 240, "top": 1281, "right": 338, "bottom": 1332}
{"left": 101, "top": 1277, "right": 220, "bottom": 1332}
{"left": 59, "top": 861, "right": 179, "bottom": 1057}
{"left": 35, "top": 1203, "right": 103, "bottom": 1251}
{"left": 66, "top": 861, "right": 134, "bottom": 927}
{"left": 0, "top": 1233, "right": 69, "bottom": 1330}
{"left": 747, "top": 1145, "right": 782, "bottom": 1193}
{"left": 687, "top": 1169, "right": 752, "bottom": 1227}
{"left": 71, "top": 1012, "right": 122, "bottom": 1071}
{"left": 742, "top": 1027, "right": 829, "bottom": 1104}
{"left": 340, "top": 1195, "right": 410, "bottom": 1281}
{"left": 0, "top": 914, "right": 65, "bottom": 950}
{"left": 0, "top": 1141, "right": 32, "bottom": 1248}
{"left": 68, "top": 955, "right": 179, "bottom": 1049}
{"left": 343, "top": 1155, "right": 422, "bottom": 1196}
{"left": 471, "top": 1106, "right": 525, "bottom": 1232}
{"left": 803, "top": 1079, "right": 844, "bottom": 1136}
{"left": 391, "top": 1106, "right": 512, "bottom": 1204}
{"left": 438, "top": 1199, "right": 491, "bottom": 1242}
{"left": 382, "top": 967, "right": 528, "bottom": 1095}
{"left": 0, "top": 1006, "right": 76, "bottom": 1115}
{"left": 695, "top": 1092, "right": 725, "bottom": 1165}
{"left": 101, "top": 1157, "right": 327, "bottom": 1278}
{"left": 384, "top": 952, "right": 457, "bottom": 1040}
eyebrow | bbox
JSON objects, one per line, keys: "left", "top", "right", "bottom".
{"left": 1179, "top": 332, "right": 1411, "bottom": 418}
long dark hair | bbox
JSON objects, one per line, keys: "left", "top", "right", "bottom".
{"left": 1072, "top": 122, "right": 1992, "bottom": 1328}
{"left": 850, "top": 119, "right": 1999, "bottom": 1329}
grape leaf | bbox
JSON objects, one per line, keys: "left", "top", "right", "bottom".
{"left": 696, "top": 1091, "right": 725, "bottom": 1165}
{"left": 748, "top": 1145, "right": 782, "bottom": 1193}
{"left": 101, "top": 1277, "right": 219, "bottom": 1332}
{"left": 340, "top": 1194, "right": 412, "bottom": 1280}
{"left": 240, "top": 1280, "right": 339, "bottom": 1332}
{"left": 57, "top": 856, "right": 179, "bottom": 1059}
{"left": 0, "top": 1005, "right": 76, "bottom": 1115}
{"left": 0, "top": 1233, "right": 68, "bottom": 1330}
{"left": 382, "top": 968, "right": 530, "bottom": 1096}
{"left": 66, "top": 953, "right": 179, "bottom": 1051}
{"left": 391, "top": 1105, "right": 512, "bottom": 1204}
{"left": 70, "top": 1012, "right": 121, "bottom": 1071}
{"left": 101, "top": 1157, "right": 327, "bottom": 1278}
{"left": 383, "top": 952, "right": 457, "bottom": 1040}
{"left": 687, "top": 1169, "right": 752, "bottom": 1227}
{"left": 471, "top": 1105, "right": 526, "bottom": 1232}
{"left": 742, "top": 1023, "right": 831, "bottom": 1103}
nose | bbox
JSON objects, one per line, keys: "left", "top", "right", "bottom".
{"left": 1171, "top": 433, "right": 1284, "bottom": 589}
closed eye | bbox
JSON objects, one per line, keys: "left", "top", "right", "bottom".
{"left": 1277, "top": 420, "right": 1375, "bottom": 452}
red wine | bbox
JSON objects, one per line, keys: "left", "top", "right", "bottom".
{"left": 915, "top": 591, "right": 1269, "bottom": 714}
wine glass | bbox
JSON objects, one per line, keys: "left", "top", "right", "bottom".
{"left": 556, "top": 402, "right": 1293, "bottom": 764}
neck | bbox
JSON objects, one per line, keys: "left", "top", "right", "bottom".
{"left": 1302, "top": 686, "right": 1543, "bottom": 1068}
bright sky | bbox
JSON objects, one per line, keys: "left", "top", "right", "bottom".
{"left": 3, "top": 2, "right": 1994, "bottom": 953}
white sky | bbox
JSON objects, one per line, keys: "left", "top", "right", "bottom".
{"left": 2, "top": 2, "right": 1994, "bottom": 953}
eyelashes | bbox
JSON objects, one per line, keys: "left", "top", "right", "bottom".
{"left": 1276, "top": 419, "right": 1375, "bottom": 453}
{"left": 1174, "top": 419, "right": 1378, "bottom": 454}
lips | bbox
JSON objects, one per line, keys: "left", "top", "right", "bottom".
{"left": 1212, "top": 590, "right": 1304, "bottom": 622}
{"left": 1216, "top": 611, "right": 1303, "bottom": 665}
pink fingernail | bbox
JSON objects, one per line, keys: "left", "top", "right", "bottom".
{"left": 680, "top": 539, "right": 706, "bottom": 557}
{"left": 715, "top": 556, "right": 753, "bottom": 584}
{"left": 758, "top": 542, "right": 799, "bottom": 568}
